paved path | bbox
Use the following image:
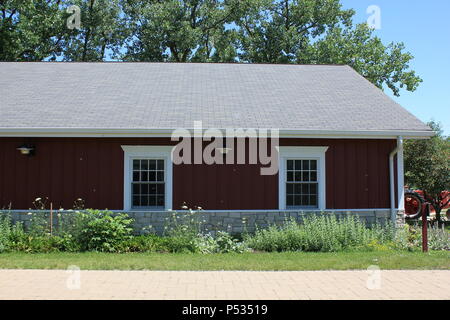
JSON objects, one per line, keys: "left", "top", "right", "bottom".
{"left": 0, "top": 270, "right": 449, "bottom": 300}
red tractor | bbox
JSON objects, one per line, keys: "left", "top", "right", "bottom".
{"left": 404, "top": 189, "right": 450, "bottom": 219}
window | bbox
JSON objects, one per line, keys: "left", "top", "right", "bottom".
{"left": 278, "top": 147, "right": 328, "bottom": 210}
{"left": 286, "top": 159, "right": 318, "bottom": 208}
{"left": 122, "top": 146, "right": 173, "bottom": 211}
{"left": 132, "top": 159, "right": 165, "bottom": 208}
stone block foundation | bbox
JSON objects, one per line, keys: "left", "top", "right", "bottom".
{"left": 2, "top": 209, "right": 392, "bottom": 235}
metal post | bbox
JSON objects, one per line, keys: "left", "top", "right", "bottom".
{"left": 422, "top": 203, "right": 429, "bottom": 252}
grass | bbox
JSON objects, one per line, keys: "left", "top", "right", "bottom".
{"left": 0, "top": 251, "right": 448, "bottom": 271}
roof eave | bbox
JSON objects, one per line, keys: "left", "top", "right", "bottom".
{"left": 0, "top": 128, "right": 435, "bottom": 139}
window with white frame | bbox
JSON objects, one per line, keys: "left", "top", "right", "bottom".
{"left": 286, "top": 159, "right": 318, "bottom": 208}
{"left": 278, "top": 147, "right": 328, "bottom": 210}
{"left": 132, "top": 159, "right": 165, "bottom": 208}
{"left": 122, "top": 146, "right": 173, "bottom": 211}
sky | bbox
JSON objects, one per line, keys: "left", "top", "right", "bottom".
{"left": 341, "top": 0, "right": 450, "bottom": 135}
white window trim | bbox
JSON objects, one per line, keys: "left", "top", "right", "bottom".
{"left": 121, "top": 146, "right": 174, "bottom": 211}
{"left": 278, "top": 146, "right": 328, "bottom": 211}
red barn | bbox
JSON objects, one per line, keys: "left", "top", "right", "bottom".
{"left": 0, "top": 63, "right": 433, "bottom": 231}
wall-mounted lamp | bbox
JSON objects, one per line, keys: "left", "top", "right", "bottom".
{"left": 17, "top": 144, "right": 35, "bottom": 156}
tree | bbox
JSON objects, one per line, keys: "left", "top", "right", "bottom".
{"left": 236, "top": 0, "right": 354, "bottom": 63}
{"left": 299, "top": 24, "right": 422, "bottom": 96}
{"left": 60, "top": 0, "right": 125, "bottom": 61}
{"left": 0, "top": 0, "right": 65, "bottom": 61}
{"left": 404, "top": 121, "right": 450, "bottom": 223}
{"left": 120, "top": 0, "right": 248, "bottom": 62}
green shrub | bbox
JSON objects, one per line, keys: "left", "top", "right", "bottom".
{"left": 394, "top": 224, "right": 449, "bottom": 251}
{"left": 428, "top": 225, "right": 450, "bottom": 250}
{"left": 71, "top": 210, "right": 134, "bottom": 252}
{"left": 244, "top": 215, "right": 395, "bottom": 252}
{"left": 0, "top": 214, "right": 12, "bottom": 252}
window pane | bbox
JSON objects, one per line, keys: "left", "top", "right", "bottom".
{"left": 310, "top": 183, "right": 317, "bottom": 194}
{"left": 301, "top": 184, "right": 309, "bottom": 194}
{"left": 141, "top": 196, "right": 148, "bottom": 206}
{"left": 157, "top": 195, "right": 164, "bottom": 206}
{"left": 310, "top": 171, "right": 317, "bottom": 181}
{"left": 302, "top": 171, "right": 309, "bottom": 182}
{"left": 302, "top": 195, "right": 309, "bottom": 206}
{"left": 287, "top": 183, "right": 294, "bottom": 194}
{"left": 294, "top": 195, "right": 301, "bottom": 206}
{"left": 157, "top": 160, "right": 164, "bottom": 170}
{"left": 294, "top": 160, "right": 301, "bottom": 170}
{"left": 133, "top": 196, "right": 140, "bottom": 206}
{"left": 133, "top": 171, "right": 140, "bottom": 182}
{"left": 156, "top": 184, "right": 164, "bottom": 195}
{"left": 287, "top": 171, "right": 294, "bottom": 182}
{"left": 132, "top": 184, "right": 140, "bottom": 195}
{"left": 287, "top": 195, "right": 294, "bottom": 206}
{"left": 149, "top": 184, "right": 157, "bottom": 195}
{"left": 149, "top": 160, "right": 156, "bottom": 170}
{"left": 287, "top": 160, "right": 294, "bottom": 170}
{"left": 310, "top": 160, "right": 317, "bottom": 170}
{"left": 157, "top": 171, "right": 164, "bottom": 182}
{"left": 303, "top": 160, "right": 310, "bottom": 170}
{"left": 148, "top": 196, "right": 156, "bottom": 206}
{"left": 133, "top": 160, "right": 140, "bottom": 170}
{"left": 310, "top": 195, "right": 317, "bottom": 206}
{"left": 141, "top": 184, "right": 149, "bottom": 194}
{"left": 294, "top": 184, "right": 302, "bottom": 194}
{"left": 141, "top": 171, "right": 148, "bottom": 182}
{"left": 141, "top": 160, "right": 148, "bottom": 170}
{"left": 294, "top": 172, "right": 302, "bottom": 181}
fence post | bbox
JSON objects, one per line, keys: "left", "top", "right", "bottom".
{"left": 422, "top": 203, "right": 429, "bottom": 252}
{"left": 50, "top": 202, "right": 53, "bottom": 236}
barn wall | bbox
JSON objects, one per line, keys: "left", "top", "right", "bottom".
{"left": 0, "top": 138, "right": 396, "bottom": 210}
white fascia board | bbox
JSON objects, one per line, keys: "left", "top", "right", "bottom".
{"left": 0, "top": 128, "right": 435, "bottom": 139}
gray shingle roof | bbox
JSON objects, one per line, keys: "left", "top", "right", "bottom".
{"left": 0, "top": 62, "right": 431, "bottom": 135}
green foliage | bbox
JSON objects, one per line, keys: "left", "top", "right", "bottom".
{"left": 0, "top": 0, "right": 65, "bottom": 61}
{"left": 0, "top": 214, "right": 13, "bottom": 252}
{"left": 244, "top": 215, "right": 395, "bottom": 252}
{"left": 120, "top": 0, "right": 245, "bottom": 62}
{"left": 394, "top": 224, "right": 450, "bottom": 251}
{"left": 71, "top": 209, "right": 134, "bottom": 252}
{"left": 299, "top": 23, "right": 422, "bottom": 96}
{"left": 1, "top": 210, "right": 447, "bottom": 254}
{"left": 116, "top": 234, "right": 164, "bottom": 253}
{"left": 404, "top": 121, "right": 450, "bottom": 218}
{"left": 62, "top": 0, "right": 126, "bottom": 61}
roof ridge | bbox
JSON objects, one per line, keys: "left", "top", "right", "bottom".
{"left": 0, "top": 61, "right": 349, "bottom": 67}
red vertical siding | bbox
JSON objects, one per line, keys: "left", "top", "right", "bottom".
{"left": 0, "top": 137, "right": 396, "bottom": 210}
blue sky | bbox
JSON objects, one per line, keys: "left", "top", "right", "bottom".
{"left": 341, "top": 0, "right": 450, "bottom": 134}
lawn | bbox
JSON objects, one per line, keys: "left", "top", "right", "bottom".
{"left": 0, "top": 251, "right": 448, "bottom": 271}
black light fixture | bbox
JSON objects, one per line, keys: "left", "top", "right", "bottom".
{"left": 17, "top": 144, "right": 35, "bottom": 156}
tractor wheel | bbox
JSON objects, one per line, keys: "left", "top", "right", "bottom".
{"left": 404, "top": 192, "right": 425, "bottom": 219}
